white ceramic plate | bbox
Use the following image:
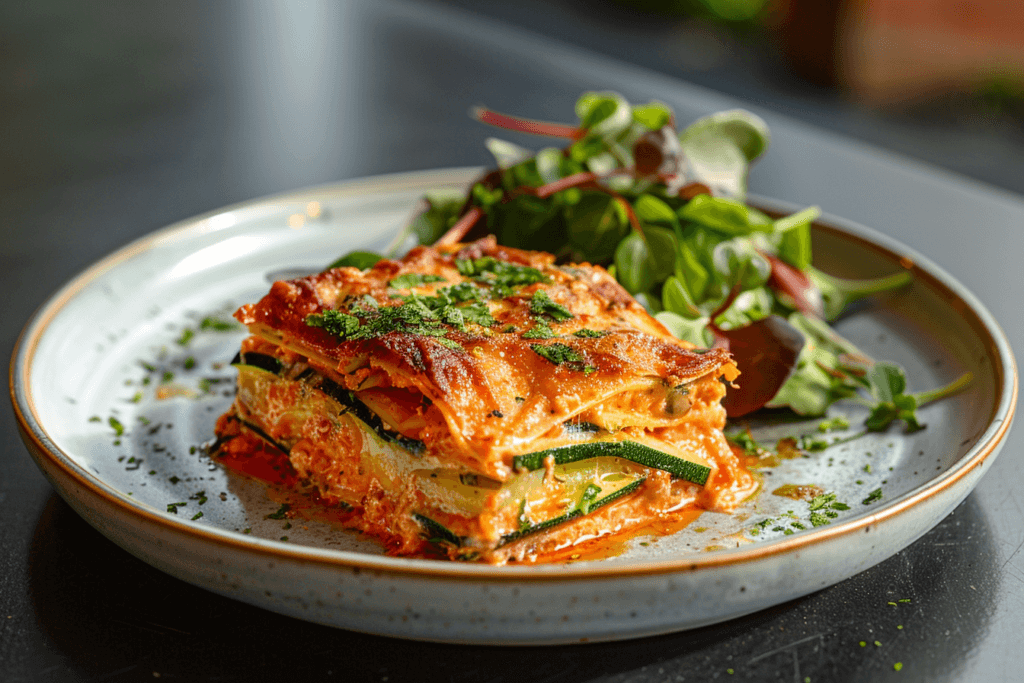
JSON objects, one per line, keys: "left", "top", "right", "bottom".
{"left": 11, "top": 169, "right": 1016, "bottom": 644}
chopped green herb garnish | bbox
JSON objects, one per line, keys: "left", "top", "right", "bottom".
{"left": 161, "top": 371, "right": 174, "bottom": 384}
{"left": 184, "top": 356, "right": 196, "bottom": 370}
{"left": 799, "top": 435, "right": 828, "bottom": 451}
{"left": 443, "top": 281, "right": 483, "bottom": 303}
{"left": 529, "top": 343, "right": 594, "bottom": 373}
{"left": 306, "top": 310, "right": 361, "bottom": 338}
{"left": 198, "top": 377, "right": 226, "bottom": 393}
{"left": 191, "top": 511, "right": 204, "bottom": 521}
{"left": 808, "top": 512, "right": 833, "bottom": 527}
{"left": 456, "top": 256, "right": 548, "bottom": 292}
{"left": 89, "top": 416, "right": 102, "bottom": 423}
{"left": 894, "top": 663, "right": 903, "bottom": 672}
{"left": 459, "top": 302, "right": 496, "bottom": 327}
{"left": 200, "top": 317, "right": 237, "bottom": 331}
{"left": 389, "top": 273, "right": 446, "bottom": 289}
{"left": 176, "top": 329, "right": 194, "bottom": 346}
{"left": 108, "top": 417, "right": 125, "bottom": 437}
{"left": 727, "top": 429, "right": 762, "bottom": 455}
{"left": 529, "top": 290, "right": 574, "bottom": 322}
{"left": 862, "top": 488, "right": 883, "bottom": 505}
{"left": 522, "top": 321, "right": 556, "bottom": 339}
{"left": 130, "top": 391, "right": 143, "bottom": 403}
{"left": 167, "top": 502, "right": 187, "bottom": 514}
{"left": 573, "top": 328, "right": 607, "bottom": 338}
{"left": 306, "top": 285, "right": 495, "bottom": 343}
{"left": 266, "top": 503, "right": 290, "bottom": 520}
{"left": 808, "top": 492, "right": 849, "bottom": 512}
{"left": 435, "top": 337, "right": 464, "bottom": 351}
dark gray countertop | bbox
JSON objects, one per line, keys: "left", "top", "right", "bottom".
{"left": 3, "top": 2, "right": 1020, "bottom": 681}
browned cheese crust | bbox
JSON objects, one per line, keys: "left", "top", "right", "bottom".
{"left": 235, "top": 237, "right": 737, "bottom": 480}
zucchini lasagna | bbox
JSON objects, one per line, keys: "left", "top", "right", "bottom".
{"left": 214, "top": 237, "right": 756, "bottom": 563}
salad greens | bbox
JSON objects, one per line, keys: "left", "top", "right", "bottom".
{"left": 341, "top": 90, "right": 970, "bottom": 427}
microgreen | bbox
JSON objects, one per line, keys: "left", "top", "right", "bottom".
{"left": 864, "top": 363, "right": 972, "bottom": 432}
{"left": 327, "top": 250, "right": 384, "bottom": 270}
{"left": 327, "top": 91, "right": 972, "bottom": 424}
{"left": 808, "top": 267, "right": 913, "bottom": 322}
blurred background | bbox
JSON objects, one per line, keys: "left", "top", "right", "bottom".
{"left": 452, "top": 0, "right": 1024, "bottom": 191}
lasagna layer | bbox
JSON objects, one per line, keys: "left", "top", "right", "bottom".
{"left": 215, "top": 238, "right": 756, "bottom": 562}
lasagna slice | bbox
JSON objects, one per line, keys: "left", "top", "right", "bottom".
{"left": 214, "top": 237, "right": 756, "bottom": 563}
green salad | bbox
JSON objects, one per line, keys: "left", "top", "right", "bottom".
{"left": 334, "top": 91, "right": 969, "bottom": 428}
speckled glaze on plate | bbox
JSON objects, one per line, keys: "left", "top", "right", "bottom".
{"left": 11, "top": 169, "right": 1017, "bottom": 644}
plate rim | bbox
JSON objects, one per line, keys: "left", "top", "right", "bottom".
{"left": 10, "top": 167, "right": 1018, "bottom": 582}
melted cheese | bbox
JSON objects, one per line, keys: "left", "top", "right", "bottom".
{"left": 236, "top": 237, "right": 737, "bottom": 479}
{"left": 217, "top": 238, "right": 755, "bottom": 563}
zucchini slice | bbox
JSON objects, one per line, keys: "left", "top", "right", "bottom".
{"left": 413, "top": 513, "right": 463, "bottom": 547}
{"left": 232, "top": 364, "right": 427, "bottom": 455}
{"left": 413, "top": 474, "right": 647, "bottom": 549}
{"left": 512, "top": 441, "right": 711, "bottom": 486}
{"left": 230, "top": 351, "right": 283, "bottom": 374}
{"left": 314, "top": 377, "right": 427, "bottom": 455}
{"left": 498, "top": 475, "right": 646, "bottom": 546}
